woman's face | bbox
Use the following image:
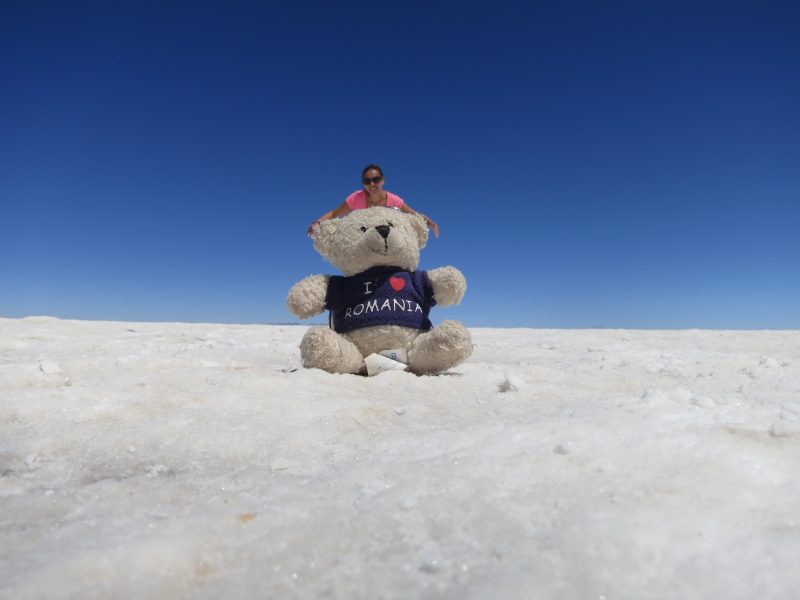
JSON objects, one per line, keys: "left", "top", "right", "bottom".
{"left": 362, "top": 168, "right": 384, "bottom": 194}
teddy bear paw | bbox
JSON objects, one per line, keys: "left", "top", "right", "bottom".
{"left": 300, "top": 326, "right": 366, "bottom": 374}
{"left": 407, "top": 320, "right": 473, "bottom": 375}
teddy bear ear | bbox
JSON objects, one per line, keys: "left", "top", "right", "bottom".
{"left": 312, "top": 219, "right": 338, "bottom": 254}
{"left": 408, "top": 212, "right": 428, "bottom": 249}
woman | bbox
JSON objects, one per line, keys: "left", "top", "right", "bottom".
{"left": 307, "top": 164, "right": 440, "bottom": 237}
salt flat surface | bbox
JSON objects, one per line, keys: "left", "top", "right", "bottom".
{"left": 1, "top": 316, "right": 799, "bottom": 599}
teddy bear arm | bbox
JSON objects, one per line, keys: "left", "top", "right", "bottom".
{"left": 427, "top": 266, "right": 467, "bottom": 306}
{"left": 286, "top": 274, "right": 330, "bottom": 319}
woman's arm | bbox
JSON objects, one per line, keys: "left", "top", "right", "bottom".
{"left": 400, "top": 203, "right": 440, "bottom": 238}
{"left": 308, "top": 201, "right": 352, "bottom": 235}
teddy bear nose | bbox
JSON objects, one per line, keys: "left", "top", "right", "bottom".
{"left": 375, "top": 225, "right": 391, "bottom": 239}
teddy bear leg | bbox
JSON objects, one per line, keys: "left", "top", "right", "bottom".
{"left": 407, "top": 320, "right": 473, "bottom": 375}
{"left": 300, "top": 326, "right": 366, "bottom": 374}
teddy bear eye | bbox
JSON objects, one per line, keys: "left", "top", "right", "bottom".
{"left": 387, "top": 221, "right": 394, "bottom": 227}
{"left": 360, "top": 226, "right": 367, "bottom": 232}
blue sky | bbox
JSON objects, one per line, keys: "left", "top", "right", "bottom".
{"left": 2, "top": 0, "right": 798, "bottom": 328}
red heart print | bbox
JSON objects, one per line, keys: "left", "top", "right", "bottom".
{"left": 390, "top": 276, "right": 405, "bottom": 292}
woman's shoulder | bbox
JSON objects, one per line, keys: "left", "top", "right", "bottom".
{"left": 385, "top": 191, "right": 404, "bottom": 207}
{"left": 345, "top": 189, "right": 366, "bottom": 208}
{"left": 345, "top": 189, "right": 365, "bottom": 200}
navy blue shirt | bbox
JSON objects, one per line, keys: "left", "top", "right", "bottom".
{"left": 325, "top": 266, "right": 435, "bottom": 334}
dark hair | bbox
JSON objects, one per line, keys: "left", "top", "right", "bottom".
{"left": 361, "top": 164, "right": 384, "bottom": 179}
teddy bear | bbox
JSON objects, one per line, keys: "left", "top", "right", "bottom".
{"left": 287, "top": 206, "right": 472, "bottom": 375}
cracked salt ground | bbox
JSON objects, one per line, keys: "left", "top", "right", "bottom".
{"left": 2, "top": 317, "right": 800, "bottom": 598}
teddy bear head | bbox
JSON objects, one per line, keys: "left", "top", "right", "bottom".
{"left": 312, "top": 207, "right": 428, "bottom": 276}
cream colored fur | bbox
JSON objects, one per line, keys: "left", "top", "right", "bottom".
{"left": 287, "top": 207, "right": 472, "bottom": 375}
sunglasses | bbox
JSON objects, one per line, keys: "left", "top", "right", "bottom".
{"left": 362, "top": 176, "right": 383, "bottom": 185}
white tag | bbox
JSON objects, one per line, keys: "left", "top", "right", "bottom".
{"left": 365, "top": 353, "right": 408, "bottom": 376}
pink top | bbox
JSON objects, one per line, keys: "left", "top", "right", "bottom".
{"left": 345, "top": 190, "right": 405, "bottom": 210}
